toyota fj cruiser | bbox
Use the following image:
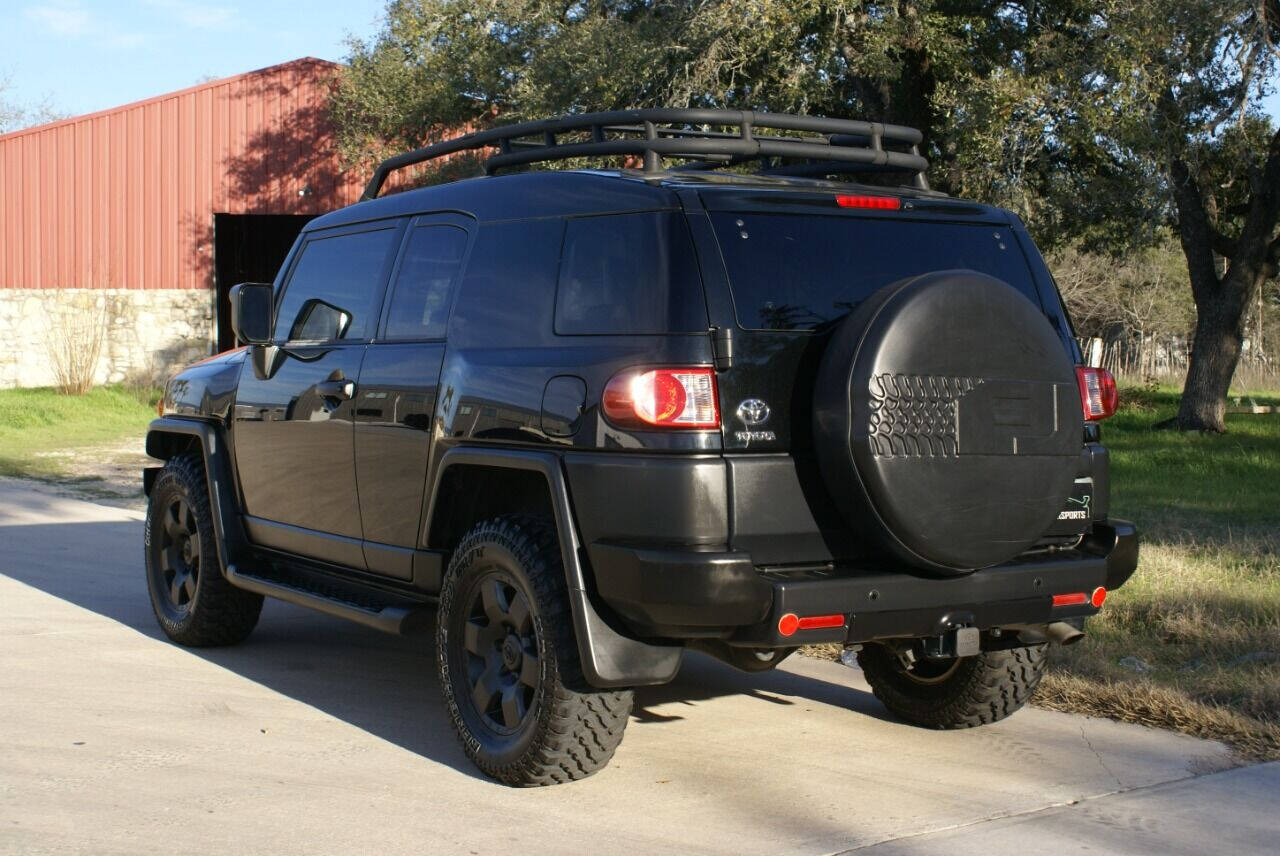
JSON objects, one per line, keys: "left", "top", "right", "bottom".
{"left": 143, "top": 109, "right": 1138, "bottom": 786}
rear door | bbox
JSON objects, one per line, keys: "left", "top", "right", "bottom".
{"left": 354, "top": 215, "right": 472, "bottom": 581}
{"left": 692, "top": 195, "right": 1046, "bottom": 457}
{"left": 682, "top": 190, "right": 1055, "bottom": 561}
{"left": 233, "top": 221, "right": 403, "bottom": 568}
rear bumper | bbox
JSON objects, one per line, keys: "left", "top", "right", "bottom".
{"left": 589, "top": 520, "right": 1138, "bottom": 646}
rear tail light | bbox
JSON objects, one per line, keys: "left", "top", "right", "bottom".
{"left": 835, "top": 194, "right": 902, "bottom": 210}
{"left": 602, "top": 368, "right": 720, "bottom": 429}
{"left": 1075, "top": 366, "right": 1118, "bottom": 421}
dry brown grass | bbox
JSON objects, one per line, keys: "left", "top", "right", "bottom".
{"left": 1041, "top": 528, "right": 1280, "bottom": 759}
{"left": 1036, "top": 673, "right": 1280, "bottom": 761}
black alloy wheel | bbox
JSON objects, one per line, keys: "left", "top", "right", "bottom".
{"left": 145, "top": 454, "right": 262, "bottom": 647}
{"left": 460, "top": 571, "right": 541, "bottom": 734}
{"left": 153, "top": 495, "right": 202, "bottom": 619}
{"left": 436, "top": 515, "right": 633, "bottom": 786}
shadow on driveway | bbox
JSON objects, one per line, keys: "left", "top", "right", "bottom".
{"left": 0, "top": 492, "right": 885, "bottom": 782}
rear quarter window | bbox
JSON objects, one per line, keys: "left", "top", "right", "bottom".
{"left": 555, "top": 212, "right": 707, "bottom": 335}
{"left": 712, "top": 213, "right": 1042, "bottom": 331}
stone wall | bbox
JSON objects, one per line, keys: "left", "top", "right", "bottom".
{"left": 0, "top": 289, "right": 214, "bottom": 389}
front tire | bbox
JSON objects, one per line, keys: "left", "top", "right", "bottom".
{"left": 145, "top": 454, "right": 262, "bottom": 646}
{"left": 857, "top": 642, "right": 1046, "bottom": 728}
{"left": 437, "top": 515, "right": 633, "bottom": 786}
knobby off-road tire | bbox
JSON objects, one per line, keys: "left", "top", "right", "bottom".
{"left": 145, "top": 454, "right": 262, "bottom": 646}
{"left": 857, "top": 642, "right": 1047, "bottom": 728}
{"left": 437, "top": 515, "right": 633, "bottom": 786}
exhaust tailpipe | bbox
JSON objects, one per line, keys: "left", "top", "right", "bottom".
{"left": 1045, "top": 621, "right": 1085, "bottom": 646}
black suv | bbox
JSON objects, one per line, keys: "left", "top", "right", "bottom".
{"left": 143, "top": 109, "right": 1138, "bottom": 786}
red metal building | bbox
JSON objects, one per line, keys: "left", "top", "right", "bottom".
{"left": 0, "top": 57, "right": 367, "bottom": 380}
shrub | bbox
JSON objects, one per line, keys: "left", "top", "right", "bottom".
{"left": 46, "top": 292, "right": 109, "bottom": 395}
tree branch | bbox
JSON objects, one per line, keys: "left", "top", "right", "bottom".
{"left": 1228, "top": 124, "right": 1280, "bottom": 279}
{"left": 1168, "top": 155, "right": 1222, "bottom": 295}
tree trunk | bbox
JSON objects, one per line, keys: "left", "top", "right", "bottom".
{"left": 1164, "top": 138, "right": 1278, "bottom": 432}
{"left": 1175, "top": 294, "right": 1247, "bottom": 432}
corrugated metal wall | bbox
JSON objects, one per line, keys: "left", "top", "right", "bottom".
{"left": 0, "top": 58, "right": 366, "bottom": 291}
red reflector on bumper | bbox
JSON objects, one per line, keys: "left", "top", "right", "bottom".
{"left": 1052, "top": 592, "right": 1088, "bottom": 607}
{"left": 1091, "top": 587, "right": 1108, "bottom": 608}
{"left": 778, "top": 613, "right": 845, "bottom": 637}
{"left": 797, "top": 614, "right": 846, "bottom": 630}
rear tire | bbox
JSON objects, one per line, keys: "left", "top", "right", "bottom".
{"left": 145, "top": 454, "right": 263, "bottom": 646}
{"left": 436, "top": 515, "right": 633, "bottom": 786}
{"left": 857, "top": 642, "right": 1046, "bottom": 728}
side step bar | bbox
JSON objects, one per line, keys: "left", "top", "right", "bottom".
{"left": 225, "top": 564, "right": 432, "bottom": 635}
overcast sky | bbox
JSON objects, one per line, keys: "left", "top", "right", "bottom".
{"left": 6, "top": 0, "right": 1279, "bottom": 124}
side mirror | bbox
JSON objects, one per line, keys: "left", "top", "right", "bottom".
{"left": 229, "top": 283, "right": 274, "bottom": 346}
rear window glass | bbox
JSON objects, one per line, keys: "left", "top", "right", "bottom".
{"left": 555, "top": 212, "right": 707, "bottom": 335}
{"left": 712, "top": 213, "right": 1040, "bottom": 331}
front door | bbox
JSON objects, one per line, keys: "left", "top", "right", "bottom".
{"left": 233, "top": 221, "right": 404, "bottom": 568}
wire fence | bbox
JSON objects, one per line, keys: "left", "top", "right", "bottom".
{"left": 1076, "top": 335, "right": 1280, "bottom": 391}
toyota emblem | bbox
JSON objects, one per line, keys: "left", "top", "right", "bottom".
{"left": 736, "top": 398, "right": 771, "bottom": 425}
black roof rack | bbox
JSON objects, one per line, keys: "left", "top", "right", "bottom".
{"left": 360, "top": 108, "right": 929, "bottom": 201}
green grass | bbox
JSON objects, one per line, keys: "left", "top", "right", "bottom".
{"left": 0, "top": 385, "right": 160, "bottom": 480}
{"left": 1104, "top": 387, "right": 1280, "bottom": 528}
{"left": 1039, "top": 387, "right": 1280, "bottom": 759}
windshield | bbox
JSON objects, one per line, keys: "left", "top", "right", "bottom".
{"left": 711, "top": 213, "right": 1042, "bottom": 331}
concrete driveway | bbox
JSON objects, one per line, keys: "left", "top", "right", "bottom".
{"left": 1, "top": 479, "right": 1275, "bottom": 855}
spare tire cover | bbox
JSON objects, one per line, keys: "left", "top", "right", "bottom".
{"left": 813, "top": 270, "right": 1082, "bottom": 574}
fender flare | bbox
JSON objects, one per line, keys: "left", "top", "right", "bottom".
{"left": 424, "top": 447, "right": 682, "bottom": 689}
{"left": 144, "top": 416, "right": 249, "bottom": 577}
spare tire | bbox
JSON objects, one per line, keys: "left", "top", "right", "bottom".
{"left": 813, "top": 270, "right": 1082, "bottom": 574}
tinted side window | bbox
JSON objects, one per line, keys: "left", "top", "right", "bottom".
{"left": 274, "top": 226, "right": 398, "bottom": 342}
{"left": 555, "top": 212, "right": 707, "bottom": 335}
{"left": 448, "top": 219, "right": 562, "bottom": 347}
{"left": 383, "top": 225, "right": 468, "bottom": 340}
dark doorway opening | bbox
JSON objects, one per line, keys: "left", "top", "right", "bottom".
{"left": 213, "top": 213, "right": 316, "bottom": 351}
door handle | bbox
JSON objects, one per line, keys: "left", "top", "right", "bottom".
{"left": 315, "top": 379, "right": 355, "bottom": 402}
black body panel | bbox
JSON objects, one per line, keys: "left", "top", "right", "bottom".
{"left": 161, "top": 348, "right": 247, "bottom": 422}
{"left": 232, "top": 343, "right": 368, "bottom": 558}
{"left": 353, "top": 342, "right": 444, "bottom": 578}
{"left": 564, "top": 453, "right": 729, "bottom": 548}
